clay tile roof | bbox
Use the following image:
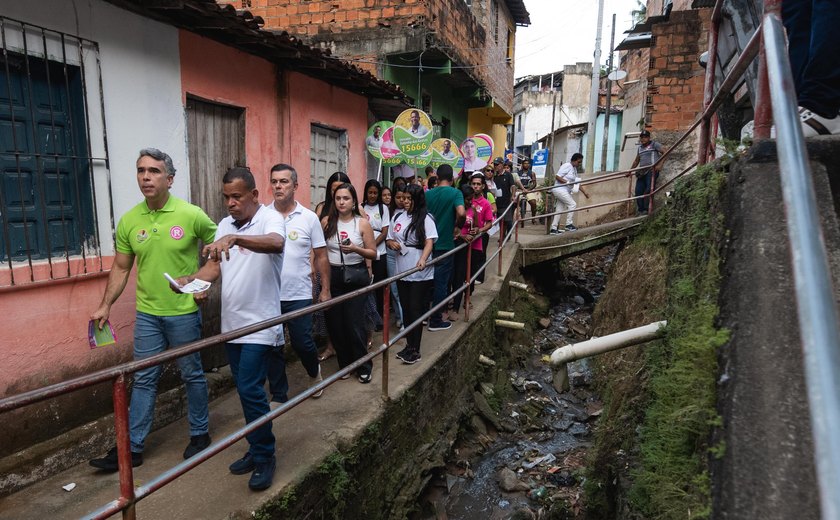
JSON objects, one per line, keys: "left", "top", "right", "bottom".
{"left": 103, "top": 0, "right": 410, "bottom": 104}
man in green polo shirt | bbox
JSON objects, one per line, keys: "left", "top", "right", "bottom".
{"left": 89, "top": 148, "right": 217, "bottom": 471}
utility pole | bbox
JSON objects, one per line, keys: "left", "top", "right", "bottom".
{"left": 585, "top": 0, "right": 604, "bottom": 173}
{"left": 601, "top": 13, "right": 616, "bottom": 172}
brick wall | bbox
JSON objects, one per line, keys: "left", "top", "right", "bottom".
{"left": 227, "top": 0, "right": 516, "bottom": 115}
{"left": 645, "top": 8, "right": 711, "bottom": 177}
{"left": 646, "top": 9, "right": 709, "bottom": 132}
{"left": 229, "top": 0, "right": 426, "bottom": 36}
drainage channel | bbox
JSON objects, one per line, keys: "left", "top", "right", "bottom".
{"left": 411, "top": 245, "right": 620, "bottom": 519}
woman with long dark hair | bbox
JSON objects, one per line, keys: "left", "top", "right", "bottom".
{"left": 362, "top": 179, "right": 389, "bottom": 324}
{"left": 382, "top": 186, "right": 405, "bottom": 328}
{"left": 312, "top": 171, "right": 351, "bottom": 362}
{"left": 321, "top": 183, "right": 378, "bottom": 383}
{"left": 386, "top": 184, "right": 437, "bottom": 364}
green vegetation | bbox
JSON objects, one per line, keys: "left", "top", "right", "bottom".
{"left": 586, "top": 163, "right": 730, "bottom": 519}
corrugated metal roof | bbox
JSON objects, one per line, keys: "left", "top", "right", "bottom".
{"left": 103, "top": 0, "right": 410, "bottom": 104}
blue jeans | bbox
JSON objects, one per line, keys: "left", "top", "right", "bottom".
{"left": 225, "top": 342, "right": 275, "bottom": 462}
{"left": 385, "top": 249, "right": 404, "bottom": 324}
{"left": 130, "top": 311, "right": 208, "bottom": 453}
{"left": 783, "top": 0, "right": 840, "bottom": 117}
{"left": 634, "top": 170, "right": 659, "bottom": 214}
{"left": 268, "top": 299, "right": 321, "bottom": 402}
{"left": 430, "top": 252, "right": 454, "bottom": 326}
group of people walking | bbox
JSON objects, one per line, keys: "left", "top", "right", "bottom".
{"left": 85, "top": 136, "right": 665, "bottom": 491}
{"left": 85, "top": 149, "right": 508, "bottom": 492}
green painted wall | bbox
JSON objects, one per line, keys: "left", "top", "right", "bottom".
{"left": 384, "top": 63, "right": 469, "bottom": 144}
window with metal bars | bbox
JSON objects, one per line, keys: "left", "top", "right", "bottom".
{"left": 0, "top": 16, "right": 109, "bottom": 286}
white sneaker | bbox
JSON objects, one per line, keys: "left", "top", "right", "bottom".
{"left": 798, "top": 107, "right": 840, "bottom": 137}
{"left": 310, "top": 365, "right": 323, "bottom": 398}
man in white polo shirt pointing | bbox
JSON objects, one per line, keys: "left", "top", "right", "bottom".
{"left": 266, "top": 163, "right": 329, "bottom": 402}
{"left": 176, "top": 167, "right": 285, "bottom": 491}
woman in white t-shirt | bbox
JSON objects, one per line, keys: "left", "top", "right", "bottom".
{"left": 362, "top": 179, "right": 390, "bottom": 324}
{"left": 321, "top": 183, "right": 378, "bottom": 383}
{"left": 386, "top": 184, "right": 437, "bottom": 365}
{"left": 385, "top": 183, "right": 407, "bottom": 328}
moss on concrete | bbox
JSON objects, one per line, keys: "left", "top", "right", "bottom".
{"left": 254, "top": 269, "right": 546, "bottom": 519}
{"left": 586, "top": 163, "right": 730, "bottom": 519}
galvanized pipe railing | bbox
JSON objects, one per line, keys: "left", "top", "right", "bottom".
{"left": 763, "top": 12, "right": 840, "bottom": 519}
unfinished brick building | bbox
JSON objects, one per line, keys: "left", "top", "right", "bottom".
{"left": 615, "top": 0, "right": 711, "bottom": 175}
{"left": 225, "top": 0, "right": 530, "bottom": 161}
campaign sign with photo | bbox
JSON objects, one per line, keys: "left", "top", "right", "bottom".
{"left": 380, "top": 126, "right": 404, "bottom": 166}
{"left": 459, "top": 134, "right": 494, "bottom": 173}
{"left": 429, "top": 138, "right": 463, "bottom": 170}
{"left": 365, "top": 121, "right": 393, "bottom": 159}
{"left": 393, "top": 108, "right": 434, "bottom": 156}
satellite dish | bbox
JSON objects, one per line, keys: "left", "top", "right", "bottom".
{"left": 607, "top": 69, "right": 628, "bottom": 81}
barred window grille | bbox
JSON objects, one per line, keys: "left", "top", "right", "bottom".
{"left": 0, "top": 16, "right": 111, "bottom": 287}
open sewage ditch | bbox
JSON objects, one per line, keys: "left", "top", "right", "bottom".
{"left": 411, "top": 244, "right": 620, "bottom": 520}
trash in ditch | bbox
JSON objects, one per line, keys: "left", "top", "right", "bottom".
{"left": 478, "top": 354, "right": 496, "bottom": 366}
{"left": 528, "top": 486, "right": 548, "bottom": 500}
{"left": 62, "top": 482, "right": 76, "bottom": 492}
{"left": 498, "top": 499, "right": 510, "bottom": 508}
{"left": 522, "top": 453, "right": 556, "bottom": 469}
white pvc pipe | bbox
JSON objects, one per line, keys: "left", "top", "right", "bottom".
{"left": 550, "top": 321, "right": 667, "bottom": 366}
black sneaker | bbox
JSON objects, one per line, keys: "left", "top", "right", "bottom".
{"left": 89, "top": 447, "right": 143, "bottom": 471}
{"left": 395, "top": 347, "right": 410, "bottom": 360}
{"left": 401, "top": 350, "right": 421, "bottom": 365}
{"left": 565, "top": 224, "right": 578, "bottom": 231}
{"left": 549, "top": 228, "right": 563, "bottom": 235}
{"left": 427, "top": 321, "right": 452, "bottom": 331}
{"left": 248, "top": 457, "right": 276, "bottom": 491}
{"left": 229, "top": 451, "right": 255, "bottom": 475}
{"left": 183, "top": 433, "right": 211, "bottom": 459}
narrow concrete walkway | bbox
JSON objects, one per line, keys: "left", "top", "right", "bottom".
{"left": 0, "top": 234, "right": 528, "bottom": 519}
{"left": 0, "top": 221, "right": 619, "bottom": 519}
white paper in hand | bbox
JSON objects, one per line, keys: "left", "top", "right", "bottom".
{"left": 164, "top": 273, "right": 211, "bottom": 294}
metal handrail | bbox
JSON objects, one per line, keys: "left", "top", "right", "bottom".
{"left": 0, "top": 194, "right": 522, "bottom": 520}
{"left": 763, "top": 13, "right": 840, "bottom": 519}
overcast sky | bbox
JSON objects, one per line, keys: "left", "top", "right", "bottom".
{"left": 514, "top": 0, "right": 641, "bottom": 79}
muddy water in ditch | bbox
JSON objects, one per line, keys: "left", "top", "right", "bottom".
{"left": 412, "top": 245, "right": 619, "bottom": 520}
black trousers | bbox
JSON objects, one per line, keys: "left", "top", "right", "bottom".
{"left": 371, "top": 256, "right": 388, "bottom": 319}
{"left": 326, "top": 265, "right": 372, "bottom": 376}
{"left": 397, "top": 279, "right": 433, "bottom": 353}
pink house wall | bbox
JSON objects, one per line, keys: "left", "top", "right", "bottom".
{"left": 0, "top": 33, "right": 371, "bottom": 398}
{"left": 282, "top": 71, "right": 369, "bottom": 207}
{"left": 179, "top": 30, "right": 282, "bottom": 199}
{"left": 0, "top": 259, "right": 138, "bottom": 395}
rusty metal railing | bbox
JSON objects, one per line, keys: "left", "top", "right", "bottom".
{"left": 0, "top": 195, "right": 521, "bottom": 520}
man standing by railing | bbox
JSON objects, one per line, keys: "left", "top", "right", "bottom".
{"left": 630, "top": 130, "right": 665, "bottom": 215}
{"left": 266, "top": 163, "right": 328, "bottom": 403}
{"left": 178, "top": 167, "right": 285, "bottom": 491}
{"left": 89, "top": 148, "right": 217, "bottom": 471}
